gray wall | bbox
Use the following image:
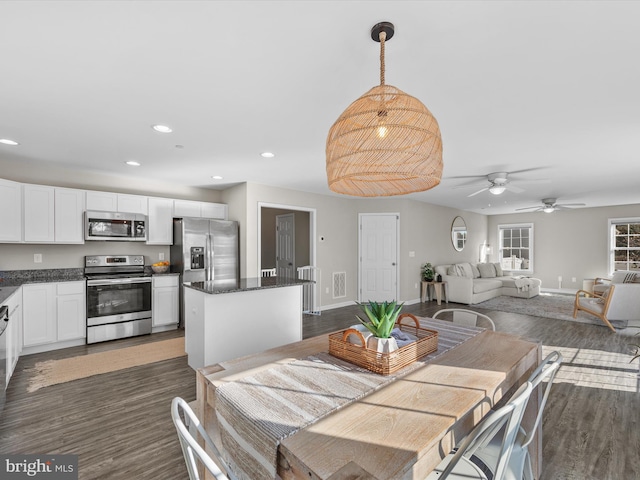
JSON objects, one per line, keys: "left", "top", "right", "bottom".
{"left": 487, "top": 204, "right": 640, "bottom": 289}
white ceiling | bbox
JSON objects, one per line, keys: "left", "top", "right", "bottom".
{"left": 1, "top": 1, "right": 639, "bottom": 215}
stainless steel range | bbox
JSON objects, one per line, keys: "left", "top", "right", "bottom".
{"left": 85, "top": 255, "right": 152, "bottom": 344}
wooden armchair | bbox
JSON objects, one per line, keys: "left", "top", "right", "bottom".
{"left": 574, "top": 284, "right": 640, "bottom": 332}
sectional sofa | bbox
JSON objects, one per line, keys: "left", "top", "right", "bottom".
{"left": 434, "top": 262, "right": 541, "bottom": 305}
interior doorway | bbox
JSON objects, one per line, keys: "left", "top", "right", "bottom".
{"left": 258, "top": 203, "right": 316, "bottom": 276}
{"left": 276, "top": 213, "right": 295, "bottom": 278}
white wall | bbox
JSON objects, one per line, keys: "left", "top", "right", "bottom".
{"left": 487, "top": 204, "right": 640, "bottom": 289}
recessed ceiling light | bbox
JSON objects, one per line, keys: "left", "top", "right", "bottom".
{"left": 175, "top": 144, "right": 184, "bottom": 149}
{"left": 0, "top": 138, "right": 19, "bottom": 146}
{"left": 211, "top": 175, "right": 223, "bottom": 180}
{"left": 125, "top": 161, "right": 141, "bottom": 167}
{"left": 260, "top": 152, "right": 275, "bottom": 158}
{"left": 152, "top": 124, "right": 173, "bottom": 133}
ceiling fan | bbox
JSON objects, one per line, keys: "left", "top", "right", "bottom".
{"left": 515, "top": 198, "right": 586, "bottom": 213}
{"left": 451, "top": 170, "right": 545, "bottom": 197}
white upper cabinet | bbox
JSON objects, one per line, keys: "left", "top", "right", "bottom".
{"left": 173, "top": 199, "right": 202, "bottom": 218}
{"left": 0, "top": 178, "right": 22, "bottom": 242}
{"left": 23, "top": 184, "right": 55, "bottom": 243}
{"left": 147, "top": 197, "right": 174, "bottom": 245}
{"left": 85, "top": 190, "right": 149, "bottom": 215}
{"left": 117, "top": 193, "right": 148, "bottom": 215}
{"left": 201, "top": 202, "right": 228, "bottom": 220}
{"left": 174, "top": 199, "right": 227, "bottom": 219}
{"left": 54, "top": 187, "right": 85, "bottom": 243}
{"left": 85, "top": 190, "right": 117, "bottom": 211}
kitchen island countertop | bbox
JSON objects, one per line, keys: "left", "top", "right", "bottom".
{"left": 184, "top": 276, "right": 311, "bottom": 295}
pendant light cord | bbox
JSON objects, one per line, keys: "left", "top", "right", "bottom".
{"left": 379, "top": 31, "right": 386, "bottom": 86}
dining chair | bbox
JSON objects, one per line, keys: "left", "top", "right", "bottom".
{"left": 432, "top": 308, "right": 496, "bottom": 331}
{"left": 426, "top": 381, "right": 534, "bottom": 480}
{"left": 171, "top": 397, "right": 234, "bottom": 480}
{"left": 471, "top": 351, "right": 563, "bottom": 480}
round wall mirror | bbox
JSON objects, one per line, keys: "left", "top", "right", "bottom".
{"left": 451, "top": 216, "right": 467, "bottom": 252}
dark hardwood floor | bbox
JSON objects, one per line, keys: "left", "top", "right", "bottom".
{"left": 1, "top": 303, "right": 639, "bottom": 479}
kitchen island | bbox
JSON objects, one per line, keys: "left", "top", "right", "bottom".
{"left": 183, "top": 276, "right": 310, "bottom": 369}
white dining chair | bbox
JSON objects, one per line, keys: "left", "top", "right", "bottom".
{"left": 471, "top": 351, "right": 563, "bottom": 480}
{"left": 426, "top": 381, "right": 534, "bottom": 480}
{"left": 432, "top": 308, "right": 496, "bottom": 331}
{"left": 171, "top": 397, "right": 234, "bottom": 480}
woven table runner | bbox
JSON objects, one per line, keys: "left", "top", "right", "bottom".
{"left": 215, "top": 318, "right": 482, "bottom": 479}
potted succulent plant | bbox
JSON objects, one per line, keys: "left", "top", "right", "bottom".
{"left": 354, "top": 300, "right": 404, "bottom": 353}
{"left": 421, "top": 262, "right": 435, "bottom": 282}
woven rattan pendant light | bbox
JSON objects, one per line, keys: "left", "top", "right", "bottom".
{"left": 326, "top": 22, "right": 443, "bottom": 197}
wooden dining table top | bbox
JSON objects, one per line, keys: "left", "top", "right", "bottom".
{"left": 197, "top": 324, "right": 541, "bottom": 480}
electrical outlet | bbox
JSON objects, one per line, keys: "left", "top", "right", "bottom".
{"left": 34, "top": 253, "right": 42, "bottom": 263}
{"left": 159, "top": 252, "right": 165, "bottom": 260}
{"left": 325, "top": 287, "right": 329, "bottom": 294}
{"left": 571, "top": 277, "right": 576, "bottom": 283}
{"left": 557, "top": 276, "right": 563, "bottom": 282}
{"left": 409, "top": 251, "right": 415, "bottom": 258}
{"left": 414, "top": 283, "right": 418, "bottom": 289}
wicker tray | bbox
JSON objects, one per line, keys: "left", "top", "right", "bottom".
{"left": 328, "top": 313, "right": 438, "bottom": 375}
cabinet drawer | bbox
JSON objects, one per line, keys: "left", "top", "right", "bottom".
{"left": 57, "top": 281, "right": 86, "bottom": 295}
{"left": 153, "top": 275, "right": 178, "bottom": 288}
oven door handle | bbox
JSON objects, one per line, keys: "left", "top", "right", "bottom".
{"left": 87, "top": 277, "right": 152, "bottom": 286}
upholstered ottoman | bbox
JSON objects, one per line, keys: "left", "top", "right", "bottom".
{"left": 501, "top": 277, "right": 542, "bottom": 299}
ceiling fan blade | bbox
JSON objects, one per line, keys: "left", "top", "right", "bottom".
{"left": 505, "top": 184, "right": 525, "bottom": 194}
{"left": 468, "top": 187, "right": 489, "bottom": 197}
{"left": 452, "top": 181, "right": 489, "bottom": 190}
{"left": 556, "top": 203, "right": 586, "bottom": 208}
{"left": 514, "top": 205, "right": 541, "bottom": 211}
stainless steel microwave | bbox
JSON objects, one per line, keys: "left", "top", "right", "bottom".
{"left": 85, "top": 211, "right": 147, "bottom": 241}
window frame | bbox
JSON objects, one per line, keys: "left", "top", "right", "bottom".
{"left": 608, "top": 217, "right": 640, "bottom": 274}
{"left": 497, "top": 223, "right": 534, "bottom": 274}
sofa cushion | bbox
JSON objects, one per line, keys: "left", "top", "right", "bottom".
{"left": 610, "top": 271, "right": 640, "bottom": 284}
{"left": 478, "top": 263, "right": 497, "bottom": 278}
{"left": 470, "top": 264, "right": 481, "bottom": 278}
{"left": 454, "top": 263, "right": 474, "bottom": 278}
{"left": 493, "top": 263, "right": 503, "bottom": 277}
{"left": 473, "top": 279, "right": 503, "bottom": 294}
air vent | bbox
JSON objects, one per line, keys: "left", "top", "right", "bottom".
{"left": 333, "top": 272, "right": 346, "bottom": 298}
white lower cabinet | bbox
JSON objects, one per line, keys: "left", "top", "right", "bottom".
{"left": 23, "top": 281, "right": 86, "bottom": 349}
{"left": 56, "top": 281, "right": 86, "bottom": 341}
{"left": 4, "top": 288, "right": 22, "bottom": 387}
{"left": 152, "top": 275, "right": 179, "bottom": 328}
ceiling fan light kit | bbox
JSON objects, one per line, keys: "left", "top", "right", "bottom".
{"left": 326, "top": 22, "right": 443, "bottom": 197}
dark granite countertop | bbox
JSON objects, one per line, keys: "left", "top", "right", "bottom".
{"left": 184, "top": 276, "right": 312, "bottom": 295}
{"left": 0, "top": 268, "right": 86, "bottom": 304}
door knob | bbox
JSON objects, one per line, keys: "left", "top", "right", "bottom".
{"left": 392, "top": 262, "right": 396, "bottom": 266}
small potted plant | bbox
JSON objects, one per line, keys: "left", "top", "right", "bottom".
{"left": 421, "top": 262, "right": 435, "bottom": 282}
{"left": 354, "top": 300, "right": 404, "bottom": 353}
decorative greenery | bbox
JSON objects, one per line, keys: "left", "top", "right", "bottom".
{"left": 356, "top": 300, "right": 403, "bottom": 339}
{"left": 421, "top": 262, "right": 435, "bottom": 281}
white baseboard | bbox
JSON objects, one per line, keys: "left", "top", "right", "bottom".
{"left": 541, "top": 287, "right": 577, "bottom": 296}
{"left": 320, "top": 297, "right": 422, "bottom": 311}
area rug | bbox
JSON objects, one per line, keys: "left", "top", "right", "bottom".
{"left": 27, "top": 337, "right": 185, "bottom": 392}
{"left": 475, "top": 293, "right": 629, "bottom": 330}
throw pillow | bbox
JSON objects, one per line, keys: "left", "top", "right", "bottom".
{"left": 447, "top": 265, "right": 457, "bottom": 276}
{"left": 623, "top": 272, "right": 637, "bottom": 283}
{"left": 470, "top": 264, "right": 481, "bottom": 278}
{"left": 493, "top": 263, "right": 504, "bottom": 277}
{"left": 455, "top": 263, "right": 474, "bottom": 279}
{"left": 478, "top": 263, "right": 497, "bottom": 278}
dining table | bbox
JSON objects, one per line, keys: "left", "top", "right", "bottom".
{"left": 196, "top": 316, "right": 542, "bottom": 480}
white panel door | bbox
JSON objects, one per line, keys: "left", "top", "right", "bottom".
{"left": 55, "top": 187, "right": 85, "bottom": 243}
{"left": 276, "top": 213, "right": 295, "bottom": 279}
{"left": 359, "top": 214, "right": 398, "bottom": 302}
{"left": 85, "top": 190, "right": 117, "bottom": 211}
{"left": 22, "top": 283, "right": 57, "bottom": 346}
{"left": 147, "top": 197, "right": 174, "bottom": 245}
{"left": 117, "top": 193, "right": 148, "bottom": 214}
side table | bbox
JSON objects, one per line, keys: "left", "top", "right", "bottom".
{"left": 421, "top": 280, "right": 449, "bottom": 306}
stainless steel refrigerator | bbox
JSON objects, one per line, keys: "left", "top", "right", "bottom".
{"left": 171, "top": 217, "right": 240, "bottom": 326}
